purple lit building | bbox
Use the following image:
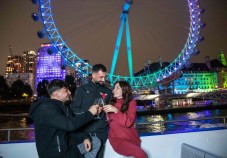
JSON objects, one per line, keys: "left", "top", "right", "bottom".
{"left": 36, "top": 43, "right": 66, "bottom": 85}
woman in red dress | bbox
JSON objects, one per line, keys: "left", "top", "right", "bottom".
{"left": 103, "top": 81, "right": 147, "bottom": 158}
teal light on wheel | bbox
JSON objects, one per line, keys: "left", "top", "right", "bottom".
{"left": 36, "top": 0, "right": 205, "bottom": 89}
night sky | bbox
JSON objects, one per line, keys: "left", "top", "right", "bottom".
{"left": 0, "top": 0, "right": 227, "bottom": 76}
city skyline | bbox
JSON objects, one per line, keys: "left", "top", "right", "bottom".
{"left": 0, "top": 0, "right": 227, "bottom": 76}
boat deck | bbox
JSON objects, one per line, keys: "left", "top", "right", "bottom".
{"left": 1, "top": 129, "right": 227, "bottom": 158}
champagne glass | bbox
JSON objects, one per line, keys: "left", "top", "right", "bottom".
{"left": 93, "top": 98, "right": 104, "bottom": 119}
{"left": 103, "top": 103, "right": 112, "bottom": 121}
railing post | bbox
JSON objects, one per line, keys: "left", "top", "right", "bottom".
{"left": 7, "top": 130, "right": 11, "bottom": 142}
{"left": 160, "top": 122, "right": 163, "bottom": 133}
{"left": 224, "top": 117, "right": 226, "bottom": 127}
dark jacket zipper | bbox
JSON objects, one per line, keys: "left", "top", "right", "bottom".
{"left": 57, "top": 136, "right": 61, "bottom": 152}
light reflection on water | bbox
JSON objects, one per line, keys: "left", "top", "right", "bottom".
{"left": 136, "top": 109, "right": 227, "bottom": 134}
{"left": 0, "top": 114, "right": 34, "bottom": 142}
{"left": 0, "top": 109, "right": 227, "bottom": 141}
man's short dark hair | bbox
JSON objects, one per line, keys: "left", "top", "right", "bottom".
{"left": 47, "top": 79, "right": 68, "bottom": 96}
{"left": 92, "top": 64, "right": 107, "bottom": 73}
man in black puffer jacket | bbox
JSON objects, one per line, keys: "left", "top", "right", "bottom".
{"left": 71, "top": 64, "right": 112, "bottom": 158}
{"left": 29, "top": 79, "right": 100, "bottom": 158}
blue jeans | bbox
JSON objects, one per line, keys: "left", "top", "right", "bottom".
{"left": 77, "top": 136, "right": 101, "bottom": 158}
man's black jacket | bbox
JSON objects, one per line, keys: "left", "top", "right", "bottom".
{"left": 71, "top": 81, "right": 112, "bottom": 133}
{"left": 29, "top": 98, "right": 94, "bottom": 158}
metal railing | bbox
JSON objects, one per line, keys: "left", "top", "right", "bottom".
{"left": 0, "top": 128, "right": 34, "bottom": 142}
{"left": 0, "top": 116, "right": 227, "bottom": 142}
{"left": 136, "top": 116, "right": 227, "bottom": 134}
{"left": 137, "top": 116, "right": 227, "bottom": 126}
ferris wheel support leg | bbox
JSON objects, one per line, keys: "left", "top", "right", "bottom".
{"left": 125, "top": 17, "right": 133, "bottom": 78}
{"left": 110, "top": 15, "right": 126, "bottom": 79}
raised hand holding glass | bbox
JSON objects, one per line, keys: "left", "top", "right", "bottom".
{"left": 93, "top": 98, "right": 104, "bottom": 119}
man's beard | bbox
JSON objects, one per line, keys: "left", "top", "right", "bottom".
{"left": 95, "top": 81, "right": 105, "bottom": 87}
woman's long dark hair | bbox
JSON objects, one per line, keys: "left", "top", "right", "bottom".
{"left": 109, "top": 81, "right": 133, "bottom": 113}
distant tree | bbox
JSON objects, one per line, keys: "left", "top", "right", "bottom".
{"left": 23, "top": 84, "right": 33, "bottom": 97}
{"left": 0, "top": 75, "right": 10, "bottom": 100}
{"left": 10, "top": 79, "right": 25, "bottom": 99}
{"left": 65, "top": 75, "right": 77, "bottom": 97}
{"left": 9, "top": 79, "right": 34, "bottom": 99}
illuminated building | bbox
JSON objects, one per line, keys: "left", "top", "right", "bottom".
{"left": 174, "top": 66, "right": 218, "bottom": 94}
{"left": 5, "top": 51, "right": 37, "bottom": 92}
{"left": 173, "top": 56, "right": 227, "bottom": 94}
{"left": 23, "top": 51, "right": 36, "bottom": 73}
{"left": 36, "top": 43, "right": 66, "bottom": 85}
{"left": 74, "top": 59, "right": 90, "bottom": 85}
{"left": 218, "top": 51, "right": 227, "bottom": 88}
{"left": 219, "top": 51, "right": 226, "bottom": 66}
{"left": 135, "top": 53, "right": 227, "bottom": 94}
{"left": 5, "top": 55, "right": 24, "bottom": 75}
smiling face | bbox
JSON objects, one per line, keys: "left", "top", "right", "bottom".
{"left": 92, "top": 70, "right": 106, "bottom": 86}
{"left": 112, "top": 83, "right": 123, "bottom": 99}
{"left": 53, "top": 87, "right": 71, "bottom": 103}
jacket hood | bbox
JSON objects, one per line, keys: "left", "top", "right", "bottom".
{"left": 29, "top": 97, "right": 58, "bottom": 118}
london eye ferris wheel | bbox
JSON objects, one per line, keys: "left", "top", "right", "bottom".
{"left": 31, "top": 0, "right": 205, "bottom": 89}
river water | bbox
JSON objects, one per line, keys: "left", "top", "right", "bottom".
{"left": 137, "top": 109, "right": 227, "bottom": 135}
{"left": 0, "top": 109, "right": 227, "bottom": 142}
